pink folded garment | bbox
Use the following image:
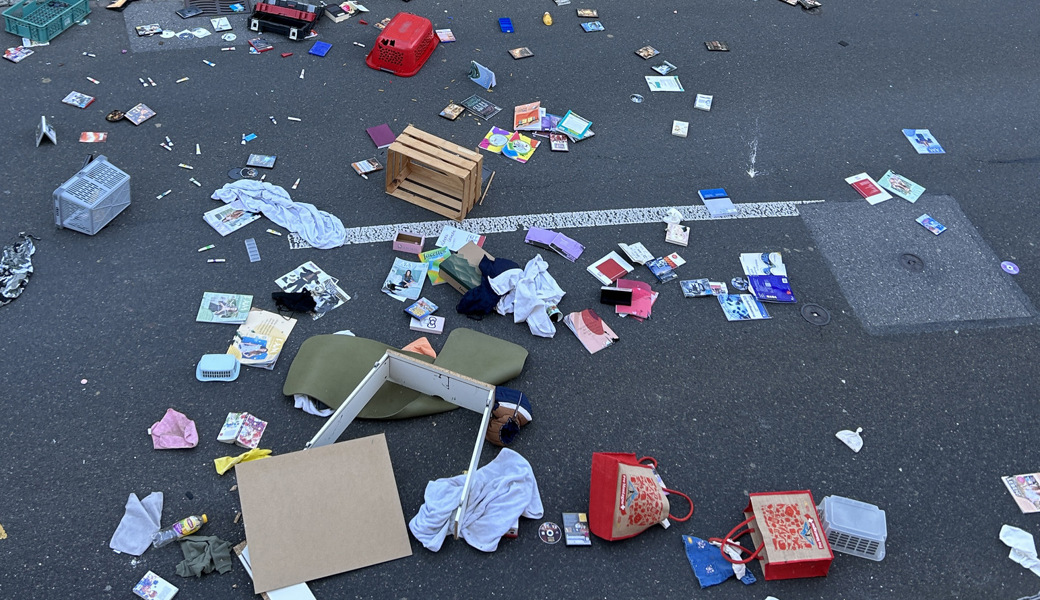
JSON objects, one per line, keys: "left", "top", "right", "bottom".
{"left": 149, "top": 408, "right": 199, "bottom": 449}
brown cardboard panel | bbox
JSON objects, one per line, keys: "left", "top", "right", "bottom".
{"left": 237, "top": 434, "right": 412, "bottom": 593}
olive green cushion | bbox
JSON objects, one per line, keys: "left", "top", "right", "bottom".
{"left": 282, "top": 329, "right": 528, "bottom": 420}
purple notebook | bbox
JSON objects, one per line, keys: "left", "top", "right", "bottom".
{"left": 366, "top": 123, "right": 396, "bottom": 149}
{"left": 524, "top": 227, "right": 584, "bottom": 262}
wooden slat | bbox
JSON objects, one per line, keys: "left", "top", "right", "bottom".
{"left": 397, "top": 178, "right": 464, "bottom": 210}
{"left": 389, "top": 140, "right": 473, "bottom": 179}
{"left": 390, "top": 188, "right": 463, "bottom": 220}
{"left": 406, "top": 161, "right": 465, "bottom": 194}
{"left": 400, "top": 125, "right": 482, "bottom": 161}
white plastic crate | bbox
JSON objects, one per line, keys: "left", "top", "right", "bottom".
{"left": 817, "top": 495, "right": 887, "bottom": 561}
{"left": 53, "top": 155, "right": 131, "bottom": 235}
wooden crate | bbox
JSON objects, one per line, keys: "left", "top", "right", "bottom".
{"left": 385, "top": 125, "right": 487, "bottom": 221}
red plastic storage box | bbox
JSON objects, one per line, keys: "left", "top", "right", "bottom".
{"left": 365, "top": 12, "right": 438, "bottom": 77}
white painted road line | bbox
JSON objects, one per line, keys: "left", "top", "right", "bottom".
{"left": 341, "top": 200, "right": 825, "bottom": 246}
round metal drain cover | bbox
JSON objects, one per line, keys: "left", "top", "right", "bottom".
{"left": 801, "top": 303, "right": 831, "bottom": 326}
{"left": 900, "top": 253, "right": 924, "bottom": 272}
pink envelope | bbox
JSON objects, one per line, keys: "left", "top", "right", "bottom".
{"left": 150, "top": 408, "right": 199, "bottom": 449}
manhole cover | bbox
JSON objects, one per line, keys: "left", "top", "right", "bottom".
{"left": 801, "top": 303, "right": 831, "bottom": 326}
{"left": 900, "top": 253, "right": 924, "bottom": 272}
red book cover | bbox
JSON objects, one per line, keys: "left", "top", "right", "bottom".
{"left": 597, "top": 259, "right": 628, "bottom": 282}
{"left": 851, "top": 179, "right": 881, "bottom": 198}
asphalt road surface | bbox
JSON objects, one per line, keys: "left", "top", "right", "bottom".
{"left": 2, "top": 0, "right": 1039, "bottom": 598}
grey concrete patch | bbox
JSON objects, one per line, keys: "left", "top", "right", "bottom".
{"left": 800, "top": 195, "right": 1036, "bottom": 335}
{"left": 122, "top": 0, "right": 253, "bottom": 53}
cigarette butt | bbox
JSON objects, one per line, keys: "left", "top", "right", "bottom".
{"left": 353, "top": 41, "right": 365, "bottom": 47}
{"left": 207, "top": 258, "right": 226, "bottom": 263}
{"left": 176, "top": 77, "right": 189, "bottom": 83}
{"left": 361, "top": 173, "right": 368, "bottom": 180}
{"left": 148, "top": 77, "right": 157, "bottom": 86}
{"left": 269, "top": 115, "right": 277, "bottom": 124}
{"left": 259, "top": 174, "right": 266, "bottom": 181}
{"left": 197, "top": 244, "right": 215, "bottom": 252}
{"left": 292, "top": 178, "right": 300, "bottom": 189}
{"left": 230, "top": 484, "right": 238, "bottom": 492}
{"left": 266, "top": 229, "right": 282, "bottom": 236}
{"left": 165, "top": 136, "right": 172, "bottom": 145}
{"left": 203, "top": 59, "right": 215, "bottom": 67}
{"left": 86, "top": 76, "right": 100, "bottom": 84}
{"left": 300, "top": 68, "right": 305, "bottom": 79}
{"left": 234, "top": 512, "right": 241, "bottom": 524}
{"left": 287, "top": 116, "right": 301, "bottom": 122}
{"left": 195, "top": 143, "right": 201, "bottom": 155}
{"left": 221, "top": 46, "right": 235, "bottom": 51}
{"left": 160, "top": 143, "right": 172, "bottom": 151}
{"left": 178, "top": 163, "right": 193, "bottom": 170}
{"left": 189, "top": 177, "right": 201, "bottom": 187}
{"left": 156, "top": 189, "right": 172, "bottom": 199}
{"left": 139, "top": 78, "right": 147, "bottom": 86}
{"left": 83, "top": 52, "right": 96, "bottom": 57}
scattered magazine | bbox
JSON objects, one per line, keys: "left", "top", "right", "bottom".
{"left": 564, "top": 309, "right": 618, "bottom": 354}
{"left": 196, "top": 292, "right": 253, "bottom": 324}
{"left": 587, "top": 251, "right": 634, "bottom": 285}
{"left": 460, "top": 94, "right": 502, "bottom": 119}
{"left": 645, "top": 76, "right": 684, "bottom": 92}
{"left": 275, "top": 261, "right": 350, "bottom": 319}
{"left": 646, "top": 252, "right": 686, "bottom": 283}
{"left": 617, "top": 242, "right": 654, "bottom": 265}
{"left": 916, "top": 214, "right": 946, "bottom": 235}
{"left": 680, "top": 279, "right": 714, "bottom": 298}
{"left": 878, "top": 170, "right": 925, "bottom": 202}
{"left": 203, "top": 202, "right": 261, "bottom": 236}
{"left": 3, "top": 46, "right": 33, "bottom": 63}
{"left": 62, "top": 91, "right": 95, "bottom": 109}
{"left": 436, "top": 224, "right": 485, "bottom": 251}
{"left": 1002, "top": 472, "right": 1040, "bottom": 514}
{"left": 845, "top": 172, "right": 892, "bottom": 205}
{"left": 227, "top": 308, "right": 297, "bottom": 369}
{"left": 902, "top": 128, "right": 945, "bottom": 154}
{"left": 419, "top": 246, "right": 451, "bottom": 284}
{"left": 381, "top": 257, "right": 428, "bottom": 301}
{"left": 503, "top": 132, "right": 540, "bottom": 163}
{"left": 740, "top": 252, "right": 794, "bottom": 303}
{"left": 718, "top": 294, "right": 771, "bottom": 321}
{"left": 479, "top": 127, "right": 512, "bottom": 154}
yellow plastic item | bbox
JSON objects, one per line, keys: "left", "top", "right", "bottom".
{"left": 542, "top": 12, "right": 552, "bottom": 26}
{"left": 214, "top": 448, "right": 272, "bottom": 475}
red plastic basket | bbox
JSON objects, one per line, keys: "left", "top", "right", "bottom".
{"left": 364, "top": 12, "right": 438, "bottom": 77}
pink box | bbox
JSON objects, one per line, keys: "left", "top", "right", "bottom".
{"left": 392, "top": 231, "right": 424, "bottom": 254}
{"left": 235, "top": 414, "right": 267, "bottom": 449}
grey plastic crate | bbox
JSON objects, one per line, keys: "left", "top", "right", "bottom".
{"left": 53, "top": 155, "right": 131, "bottom": 235}
{"left": 817, "top": 495, "right": 887, "bottom": 561}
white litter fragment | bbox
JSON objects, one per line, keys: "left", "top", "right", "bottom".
{"left": 836, "top": 427, "right": 864, "bottom": 453}
{"left": 1002, "top": 525, "right": 1040, "bottom": 577}
{"left": 663, "top": 208, "right": 684, "bottom": 224}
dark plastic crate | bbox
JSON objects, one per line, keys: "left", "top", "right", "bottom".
{"left": 3, "top": 0, "right": 90, "bottom": 43}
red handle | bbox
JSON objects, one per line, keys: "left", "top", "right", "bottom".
{"left": 708, "top": 515, "right": 764, "bottom": 564}
{"left": 663, "top": 488, "right": 694, "bottom": 522}
{"left": 637, "top": 456, "right": 658, "bottom": 468}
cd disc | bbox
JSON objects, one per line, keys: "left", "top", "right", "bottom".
{"left": 538, "top": 522, "right": 562, "bottom": 544}
{"left": 160, "top": 30, "right": 175, "bottom": 38}
{"left": 1001, "top": 261, "right": 1020, "bottom": 275}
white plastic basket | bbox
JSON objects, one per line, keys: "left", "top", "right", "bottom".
{"left": 817, "top": 495, "right": 887, "bottom": 561}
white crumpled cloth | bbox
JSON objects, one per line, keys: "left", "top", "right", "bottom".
{"left": 1001, "top": 524, "right": 1040, "bottom": 577}
{"left": 489, "top": 255, "right": 565, "bottom": 338}
{"left": 409, "top": 448, "right": 543, "bottom": 553}
{"left": 211, "top": 180, "right": 346, "bottom": 249}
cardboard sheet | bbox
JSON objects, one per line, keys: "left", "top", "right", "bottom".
{"left": 236, "top": 434, "right": 412, "bottom": 593}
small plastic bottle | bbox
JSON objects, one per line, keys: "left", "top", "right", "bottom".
{"left": 152, "top": 514, "right": 207, "bottom": 548}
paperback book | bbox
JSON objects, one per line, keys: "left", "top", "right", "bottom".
{"left": 227, "top": 308, "right": 297, "bottom": 369}
{"left": 563, "top": 309, "right": 618, "bottom": 354}
{"left": 203, "top": 202, "right": 261, "bottom": 236}
{"left": 718, "top": 294, "right": 771, "bottom": 321}
{"left": 587, "top": 251, "right": 634, "bottom": 285}
{"left": 381, "top": 258, "right": 428, "bottom": 301}
{"left": 878, "top": 170, "right": 925, "bottom": 202}
{"left": 845, "top": 172, "right": 892, "bottom": 205}
{"left": 196, "top": 292, "right": 253, "bottom": 323}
